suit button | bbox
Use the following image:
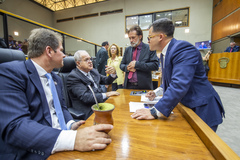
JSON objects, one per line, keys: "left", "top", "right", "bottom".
{"left": 31, "top": 149, "right": 34, "bottom": 153}
{"left": 34, "top": 150, "right": 37, "bottom": 154}
{"left": 41, "top": 152, "right": 45, "bottom": 156}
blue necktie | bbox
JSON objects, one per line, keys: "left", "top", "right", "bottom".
{"left": 45, "top": 73, "right": 67, "bottom": 130}
{"left": 160, "top": 53, "right": 165, "bottom": 92}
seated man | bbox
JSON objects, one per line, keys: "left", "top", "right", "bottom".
{"left": 224, "top": 42, "right": 239, "bottom": 52}
{"left": 67, "top": 50, "right": 120, "bottom": 120}
{"left": 0, "top": 28, "right": 113, "bottom": 159}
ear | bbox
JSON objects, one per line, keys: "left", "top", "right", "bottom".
{"left": 46, "top": 46, "right": 52, "bottom": 57}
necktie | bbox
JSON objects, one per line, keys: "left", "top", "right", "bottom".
{"left": 230, "top": 48, "right": 233, "bottom": 52}
{"left": 128, "top": 47, "right": 138, "bottom": 79}
{"left": 87, "top": 73, "right": 98, "bottom": 89}
{"left": 45, "top": 73, "right": 67, "bottom": 130}
{"left": 160, "top": 53, "right": 165, "bottom": 92}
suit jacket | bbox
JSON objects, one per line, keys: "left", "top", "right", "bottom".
{"left": 0, "top": 60, "right": 73, "bottom": 160}
{"left": 120, "top": 42, "right": 159, "bottom": 90}
{"left": 95, "top": 47, "right": 109, "bottom": 75}
{"left": 224, "top": 45, "right": 239, "bottom": 52}
{"left": 67, "top": 68, "right": 117, "bottom": 120}
{"left": 155, "top": 38, "right": 225, "bottom": 128}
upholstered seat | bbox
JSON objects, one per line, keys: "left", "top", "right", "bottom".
{"left": 0, "top": 48, "right": 25, "bottom": 63}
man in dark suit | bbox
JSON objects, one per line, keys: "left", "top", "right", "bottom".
{"left": 224, "top": 42, "right": 239, "bottom": 52}
{"left": 131, "top": 18, "right": 225, "bottom": 132}
{"left": 120, "top": 25, "right": 159, "bottom": 90}
{"left": 67, "top": 50, "right": 120, "bottom": 120}
{"left": 0, "top": 28, "right": 113, "bottom": 160}
{"left": 95, "top": 41, "right": 109, "bottom": 92}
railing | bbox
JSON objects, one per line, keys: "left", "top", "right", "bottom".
{"left": 0, "top": 9, "right": 101, "bottom": 57}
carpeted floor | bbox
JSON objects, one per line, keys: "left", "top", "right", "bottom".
{"left": 213, "top": 85, "right": 240, "bottom": 156}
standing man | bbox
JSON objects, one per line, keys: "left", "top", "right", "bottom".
{"left": 131, "top": 18, "right": 225, "bottom": 132}
{"left": 0, "top": 28, "right": 113, "bottom": 159}
{"left": 96, "top": 41, "right": 109, "bottom": 92}
{"left": 224, "top": 42, "right": 239, "bottom": 52}
{"left": 67, "top": 50, "right": 120, "bottom": 120}
{"left": 120, "top": 25, "right": 159, "bottom": 90}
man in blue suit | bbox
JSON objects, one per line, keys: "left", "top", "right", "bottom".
{"left": 224, "top": 42, "right": 239, "bottom": 52}
{"left": 131, "top": 18, "right": 225, "bottom": 132}
{"left": 0, "top": 28, "right": 113, "bottom": 159}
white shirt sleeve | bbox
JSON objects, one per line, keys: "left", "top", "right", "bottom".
{"left": 153, "top": 87, "right": 163, "bottom": 97}
{"left": 51, "top": 120, "right": 77, "bottom": 154}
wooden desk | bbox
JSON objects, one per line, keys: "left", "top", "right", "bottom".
{"left": 48, "top": 89, "right": 239, "bottom": 160}
{"left": 208, "top": 52, "right": 240, "bottom": 84}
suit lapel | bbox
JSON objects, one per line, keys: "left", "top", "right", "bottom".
{"left": 25, "top": 60, "right": 52, "bottom": 126}
{"left": 138, "top": 43, "right": 146, "bottom": 61}
{"left": 163, "top": 38, "right": 177, "bottom": 90}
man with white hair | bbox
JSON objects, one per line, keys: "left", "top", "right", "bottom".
{"left": 224, "top": 42, "right": 239, "bottom": 52}
{"left": 67, "top": 50, "right": 120, "bottom": 120}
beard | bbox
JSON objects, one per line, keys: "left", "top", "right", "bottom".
{"left": 131, "top": 38, "right": 140, "bottom": 47}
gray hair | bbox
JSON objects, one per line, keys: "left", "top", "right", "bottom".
{"left": 149, "top": 18, "right": 175, "bottom": 37}
{"left": 28, "top": 28, "right": 62, "bottom": 58}
{"left": 74, "top": 50, "right": 89, "bottom": 62}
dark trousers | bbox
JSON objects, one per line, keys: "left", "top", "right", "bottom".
{"left": 126, "top": 81, "right": 139, "bottom": 89}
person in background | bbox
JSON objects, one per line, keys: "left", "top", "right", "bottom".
{"left": 202, "top": 50, "right": 211, "bottom": 76}
{"left": 198, "top": 42, "right": 208, "bottom": 49}
{"left": 120, "top": 25, "right": 159, "bottom": 90}
{"left": 67, "top": 50, "right": 120, "bottom": 120}
{"left": 131, "top": 18, "right": 225, "bottom": 132}
{"left": 95, "top": 41, "right": 109, "bottom": 93}
{"left": 224, "top": 42, "right": 239, "bottom": 52}
{"left": 0, "top": 28, "right": 113, "bottom": 159}
{"left": 107, "top": 43, "right": 124, "bottom": 91}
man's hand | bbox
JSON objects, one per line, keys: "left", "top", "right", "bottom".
{"left": 145, "top": 91, "right": 156, "bottom": 101}
{"left": 127, "top": 60, "right": 136, "bottom": 72}
{"left": 71, "top": 120, "right": 86, "bottom": 130}
{"left": 105, "top": 66, "right": 116, "bottom": 74}
{"left": 131, "top": 108, "right": 155, "bottom": 120}
{"left": 106, "top": 91, "right": 120, "bottom": 97}
{"left": 74, "top": 124, "right": 113, "bottom": 151}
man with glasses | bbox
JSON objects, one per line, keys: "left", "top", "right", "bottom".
{"left": 0, "top": 29, "right": 113, "bottom": 159}
{"left": 120, "top": 25, "right": 159, "bottom": 90}
{"left": 67, "top": 50, "right": 120, "bottom": 120}
{"left": 131, "top": 18, "right": 225, "bottom": 132}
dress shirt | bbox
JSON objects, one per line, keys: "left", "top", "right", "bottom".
{"left": 153, "top": 41, "right": 171, "bottom": 117}
{"left": 78, "top": 68, "right": 117, "bottom": 99}
{"left": 31, "top": 60, "right": 76, "bottom": 153}
{"left": 129, "top": 42, "right": 142, "bottom": 83}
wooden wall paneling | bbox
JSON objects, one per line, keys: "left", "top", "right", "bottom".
{"left": 212, "top": 9, "right": 240, "bottom": 42}
{"left": 212, "top": 0, "right": 240, "bottom": 24}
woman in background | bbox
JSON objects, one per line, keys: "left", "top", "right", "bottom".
{"left": 107, "top": 43, "right": 124, "bottom": 91}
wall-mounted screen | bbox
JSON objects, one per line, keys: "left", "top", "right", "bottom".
{"left": 195, "top": 40, "right": 211, "bottom": 50}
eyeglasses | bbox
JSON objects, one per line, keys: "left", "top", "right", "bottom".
{"left": 147, "top": 34, "right": 161, "bottom": 41}
{"left": 81, "top": 57, "right": 93, "bottom": 62}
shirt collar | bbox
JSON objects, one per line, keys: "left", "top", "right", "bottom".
{"left": 77, "top": 68, "right": 89, "bottom": 76}
{"left": 161, "top": 40, "right": 171, "bottom": 57}
{"left": 31, "top": 59, "right": 48, "bottom": 77}
{"left": 136, "top": 42, "right": 143, "bottom": 50}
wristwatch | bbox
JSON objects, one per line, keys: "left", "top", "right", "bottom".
{"left": 150, "top": 108, "right": 158, "bottom": 119}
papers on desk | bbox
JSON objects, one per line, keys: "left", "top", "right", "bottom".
{"left": 140, "top": 95, "right": 162, "bottom": 103}
{"left": 129, "top": 96, "right": 162, "bottom": 112}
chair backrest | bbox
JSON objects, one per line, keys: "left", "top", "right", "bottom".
{"left": 58, "top": 56, "right": 76, "bottom": 109}
{"left": 0, "top": 48, "right": 26, "bottom": 64}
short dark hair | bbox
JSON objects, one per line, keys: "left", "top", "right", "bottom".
{"left": 102, "top": 41, "right": 109, "bottom": 46}
{"left": 149, "top": 18, "right": 175, "bottom": 37}
{"left": 127, "top": 25, "right": 143, "bottom": 41}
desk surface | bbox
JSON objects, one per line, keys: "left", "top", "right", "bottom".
{"left": 48, "top": 89, "right": 238, "bottom": 160}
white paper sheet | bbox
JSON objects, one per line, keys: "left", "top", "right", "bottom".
{"left": 140, "top": 95, "right": 162, "bottom": 103}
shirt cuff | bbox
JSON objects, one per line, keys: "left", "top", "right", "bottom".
{"left": 102, "top": 93, "right": 107, "bottom": 99}
{"left": 110, "top": 74, "right": 117, "bottom": 78}
{"left": 152, "top": 106, "right": 162, "bottom": 118}
{"left": 154, "top": 87, "right": 163, "bottom": 97}
{"left": 67, "top": 120, "right": 75, "bottom": 130}
{"left": 51, "top": 130, "right": 77, "bottom": 154}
